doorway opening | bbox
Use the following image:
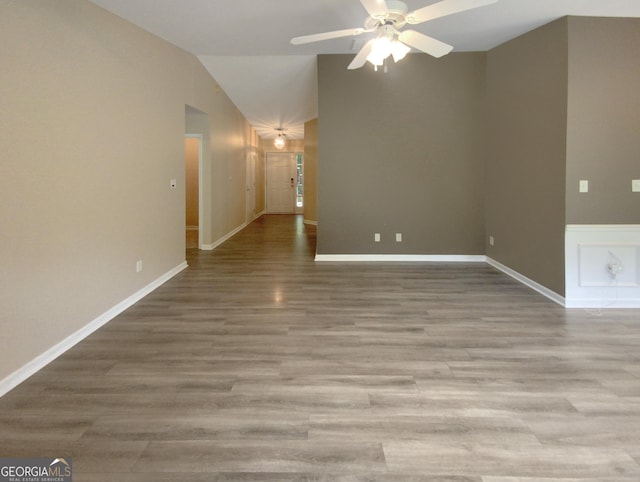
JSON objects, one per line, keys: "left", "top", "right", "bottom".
{"left": 246, "top": 148, "right": 256, "bottom": 223}
{"left": 185, "top": 134, "right": 202, "bottom": 249}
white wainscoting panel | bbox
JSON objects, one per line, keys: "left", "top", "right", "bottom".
{"left": 566, "top": 225, "right": 640, "bottom": 308}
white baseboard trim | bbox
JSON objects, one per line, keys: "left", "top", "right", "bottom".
{"left": 201, "top": 222, "right": 248, "bottom": 251}
{"left": 315, "top": 254, "right": 487, "bottom": 263}
{"left": 564, "top": 297, "right": 640, "bottom": 309}
{"left": 486, "top": 257, "right": 566, "bottom": 307}
{"left": 0, "top": 261, "right": 188, "bottom": 398}
{"left": 314, "top": 253, "right": 566, "bottom": 306}
{"left": 304, "top": 219, "right": 318, "bottom": 226}
{"left": 201, "top": 215, "right": 266, "bottom": 251}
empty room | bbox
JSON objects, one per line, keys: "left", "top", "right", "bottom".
{"left": 1, "top": 0, "right": 640, "bottom": 480}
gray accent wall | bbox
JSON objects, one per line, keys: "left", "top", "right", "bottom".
{"left": 316, "top": 16, "right": 638, "bottom": 296}
{"left": 484, "top": 16, "right": 640, "bottom": 296}
{"left": 317, "top": 53, "right": 487, "bottom": 255}
{"left": 566, "top": 17, "right": 640, "bottom": 224}
{"left": 485, "top": 18, "right": 569, "bottom": 296}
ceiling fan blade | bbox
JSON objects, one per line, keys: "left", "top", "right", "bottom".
{"left": 407, "top": 0, "right": 498, "bottom": 24}
{"left": 348, "top": 39, "right": 376, "bottom": 70}
{"left": 398, "top": 30, "right": 453, "bottom": 58}
{"left": 291, "top": 28, "right": 365, "bottom": 45}
{"left": 360, "top": 0, "right": 389, "bottom": 18}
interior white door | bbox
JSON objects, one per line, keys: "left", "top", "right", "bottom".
{"left": 266, "top": 152, "right": 296, "bottom": 213}
{"left": 246, "top": 150, "right": 256, "bottom": 222}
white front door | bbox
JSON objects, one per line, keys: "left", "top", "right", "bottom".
{"left": 266, "top": 152, "right": 296, "bottom": 213}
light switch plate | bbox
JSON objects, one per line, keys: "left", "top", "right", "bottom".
{"left": 632, "top": 179, "right": 640, "bottom": 192}
{"left": 579, "top": 180, "right": 589, "bottom": 193}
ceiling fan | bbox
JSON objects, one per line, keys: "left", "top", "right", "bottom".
{"left": 291, "top": 0, "right": 498, "bottom": 70}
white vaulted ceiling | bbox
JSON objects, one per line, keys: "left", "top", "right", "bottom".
{"left": 197, "top": 56, "right": 317, "bottom": 140}
{"left": 89, "top": 0, "right": 640, "bottom": 139}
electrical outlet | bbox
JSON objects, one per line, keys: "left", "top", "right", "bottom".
{"left": 170, "top": 179, "right": 177, "bottom": 189}
{"left": 395, "top": 233, "right": 402, "bottom": 242}
{"left": 632, "top": 179, "right": 640, "bottom": 192}
{"left": 136, "top": 260, "right": 143, "bottom": 273}
{"left": 374, "top": 233, "right": 381, "bottom": 242}
{"left": 489, "top": 235, "right": 495, "bottom": 246}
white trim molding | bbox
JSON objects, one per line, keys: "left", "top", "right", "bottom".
{"left": 486, "top": 257, "right": 566, "bottom": 307}
{"left": 201, "top": 215, "right": 265, "bottom": 251}
{"left": 316, "top": 254, "right": 567, "bottom": 306}
{"left": 565, "top": 224, "right": 640, "bottom": 308}
{"left": 0, "top": 262, "right": 188, "bottom": 398}
{"left": 201, "top": 222, "right": 249, "bottom": 251}
{"left": 315, "top": 254, "right": 486, "bottom": 263}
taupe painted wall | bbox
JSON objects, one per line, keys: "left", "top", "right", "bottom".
{"left": 485, "top": 18, "right": 569, "bottom": 296}
{"left": 0, "top": 1, "right": 251, "bottom": 382}
{"left": 566, "top": 17, "right": 640, "bottom": 224}
{"left": 304, "top": 119, "right": 318, "bottom": 224}
{"left": 247, "top": 126, "right": 264, "bottom": 218}
{"left": 317, "top": 53, "right": 486, "bottom": 255}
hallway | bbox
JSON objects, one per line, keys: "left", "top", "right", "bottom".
{"left": 1, "top": 215, "right": 640, "bottom": 480}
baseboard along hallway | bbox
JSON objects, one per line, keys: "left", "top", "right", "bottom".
{"left": 1, "top": 215, "right": 639, "bottom": 480}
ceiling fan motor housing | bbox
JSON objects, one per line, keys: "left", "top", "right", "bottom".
{"left": 290, "top": 0, "right": 497, "bottom": 69}
{"left": 364, "top": 0, "right": 409, "bottom": 29}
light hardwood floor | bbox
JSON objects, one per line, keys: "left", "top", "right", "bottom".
{"left": 1, "top": 214, "right": 640, "bottom": 481}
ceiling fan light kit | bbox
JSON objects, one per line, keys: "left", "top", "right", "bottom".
{"left": 364, "top": 24, "right": 412, "bottom": 69}
{"left": 291, "top": 0, "right": 498, "bottom": 70}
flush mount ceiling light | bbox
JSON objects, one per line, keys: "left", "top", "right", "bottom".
{"left": 291, "top": 0, "right": 498, "bottom": 70}
{"left": 274, "top": 128, "right": 286, "bottom": 149}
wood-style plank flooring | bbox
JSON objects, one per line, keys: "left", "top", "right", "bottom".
{"left": 1, "top": 214, "right": 640, "bottom": 481}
